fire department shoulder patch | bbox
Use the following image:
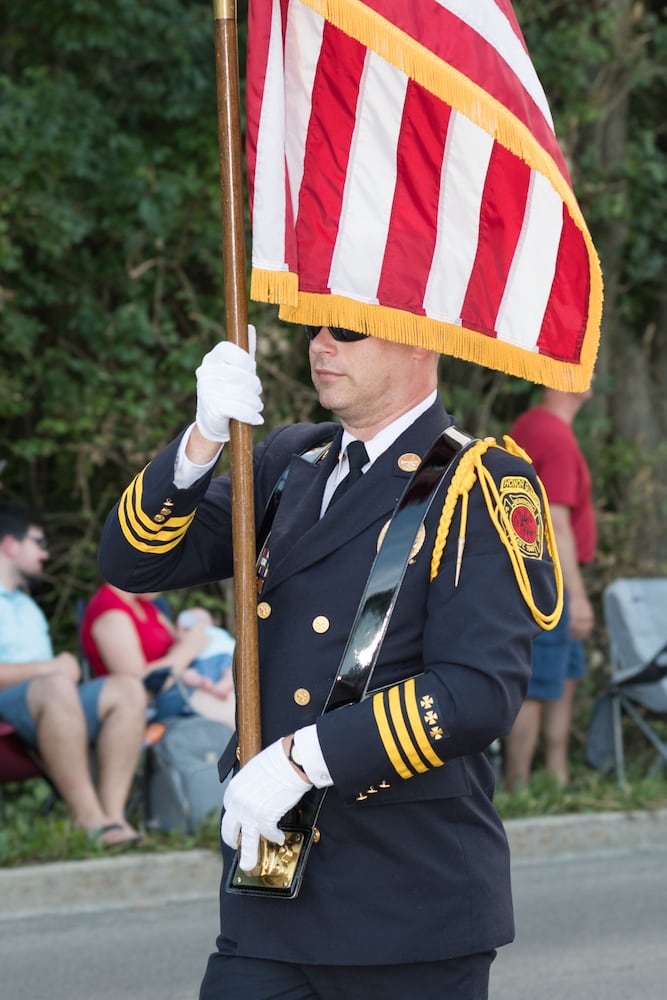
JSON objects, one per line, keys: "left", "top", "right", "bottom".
{"left": 499, "top": 476, "right": 544, "bottom": 559}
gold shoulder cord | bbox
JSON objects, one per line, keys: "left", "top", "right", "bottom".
{"left": 429, "top": 436, "right": 563, "bottom": 630}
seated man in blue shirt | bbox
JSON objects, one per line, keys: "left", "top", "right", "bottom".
{"left": 0, "top": 502, "right": 146, "bottom": 847}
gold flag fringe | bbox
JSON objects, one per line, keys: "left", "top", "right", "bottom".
{"left": 251, "top": 277, "right": 596, "bottom": 391}
{"left": 250, "top": 268, "right": 299, "bottom": 307}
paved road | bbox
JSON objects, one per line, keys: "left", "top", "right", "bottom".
{"left": 0, "top": 850, "right": 221, "bottom": 1000}
{"left": 2, "top": 815, "right": 667, "bottom": 999}
{"left": 0, "top": 896, "right": 218, "bottom": 1000}
{"left": 492, "top": 848, "right": 667, "bottom": 1000}
{"left": 3, "top": 849, "right": 666, "bottom": 999}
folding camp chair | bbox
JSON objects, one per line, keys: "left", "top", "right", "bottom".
{"left": 0, "top": 721, "right": 44, "bottom": 784}
{"left": 0, "top": 721, "right": 55, "bottom": 817}
{"left": 585, "top": 577, "right": 667, "bottom": 786}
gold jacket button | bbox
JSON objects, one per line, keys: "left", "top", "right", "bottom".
{"left": 153, "top": 514, "right": 166, "bottom": 523}
{"left": 311, "top": 615, "right": 330, "bottom": 634}
{"left": 398, "top": 452, "right": 421, "bottom": 472}
{"left": 293, "top": 688, "right": 311, "bottom": 706}
{"left": 257, "top": 602, "right": 272, "bottom": 619}
{"left": 159, "top": 507, "right": 171, "bottom": 517}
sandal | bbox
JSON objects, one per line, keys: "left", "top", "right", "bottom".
{"left": 87, "top": 823, "right": 143, "bottom": 850}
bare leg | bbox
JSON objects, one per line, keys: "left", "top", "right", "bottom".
{"left": 186, "top": 688, "right": 236, "bottom": 727}
{"left": 181, "top": 667, "right": 215, "bottom": 691}
{"left": 182, "top": 668, "right": 235, "bottom": 700}
{"left": 503, "top": 698, "right": 542, "bottom": 791}
{"left": 26, "top": 674, "right": 119, "bottom": 839}
{"left": 543, "top": 677, "right": 578, "bottom": 787}
{"left": 94, "top": 675, "right": 147, "bottom": 831}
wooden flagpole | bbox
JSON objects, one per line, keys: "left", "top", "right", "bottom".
{"left": 212, "top": 0, "right": 261, "bottom": 765}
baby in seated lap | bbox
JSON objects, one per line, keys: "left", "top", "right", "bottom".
{"left": 177, "top": 608, "right": 235, "bottom": 701}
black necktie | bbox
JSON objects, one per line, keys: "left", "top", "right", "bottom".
{"left": 329, "top": 440, "right": 369, "bottom": 507}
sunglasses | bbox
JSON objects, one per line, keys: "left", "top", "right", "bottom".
{"left": 23, "top": 532, "right": 49, "bottom": 551}
{"left": 304, "top": 325, "right": 369, "bottom": 343}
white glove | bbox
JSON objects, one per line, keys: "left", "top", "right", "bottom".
{"left": 195, "top": 325, "right": 264, "bottom": 443}
{"left": 221, "top": 739, "right": 312, "bottom": 872}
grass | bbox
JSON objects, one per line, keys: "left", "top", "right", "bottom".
{"left": 0, "top": 778, "right": 221, "bottom": 868}
{"left": 3, "top": 755, "right": 667, "bottom": 868}
{"left": 495, "top": 766, "right": 667, "bottom": 820}
{"left": 495, "top": 719, "right": 667, "bottom": 820}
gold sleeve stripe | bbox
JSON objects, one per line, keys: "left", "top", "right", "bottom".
{"left": 118, "top": 477, "right": 196, "bottom": 553}
{"left": 121, "top": 471, "right": 195, "bottom": 538}
{"left": 120, "top": 483, "right": 183, "bottom": 544}
{"left": 388, "top": 685, "right": 429, "bottom": 774}
{"left": 120, "top": 473, "right": 165, "bottom": 538}
{"left": 131, "top": 471, "right": 194, "bottom": 529}
{"left": 118, "top": 493, "right": 194, "bottom": 554}
{"left": 122, "top": 483, "right": 186, "bottom": 543}
{"left": 372, "top": 692, "right": 412, "bottom": 779}
{"left": 404, "top": 678, "right": 445, "bottom": 768}
{"left": 119, "top": 477, "right": 172, "bottom": 541}
{"left": 118, "top": 476, "right": 171, "bottom": 540}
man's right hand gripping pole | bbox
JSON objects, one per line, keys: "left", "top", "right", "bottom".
{"left": 194, "top": 324, "right": 264, "bottom": 444}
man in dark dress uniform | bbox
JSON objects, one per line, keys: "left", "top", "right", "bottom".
{"left": 99, "top": 325, "right": 560, "bottom": 999}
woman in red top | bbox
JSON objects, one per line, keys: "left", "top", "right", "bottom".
{"left": 80, "top": 584, "right": 235, "bottom": 725}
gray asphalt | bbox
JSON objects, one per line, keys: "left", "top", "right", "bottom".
{"left": 1, "top": 810, "right": 666, "bottom": 1000}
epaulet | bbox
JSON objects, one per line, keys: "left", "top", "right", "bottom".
{"left": 429, "top": 435, "right": 563, "bottom": 630}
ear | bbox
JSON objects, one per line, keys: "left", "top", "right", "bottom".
{"left": 0, "top": 534, "right": 18, "bottom": 558}
{"left": 412, "top": 346, "right": 438, "bottom": 362}
{"left": 412, "top": 347, "right": 440, "bottom": 377}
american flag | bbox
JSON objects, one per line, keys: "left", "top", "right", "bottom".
{"left": 245, "top": 0, "right": 602, "bottom": 390}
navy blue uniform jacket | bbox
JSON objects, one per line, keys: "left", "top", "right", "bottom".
{"left": 99, "top": 400, "right": 557, "bottom": 965}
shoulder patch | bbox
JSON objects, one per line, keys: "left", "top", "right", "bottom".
{"left": 500, "top": 476, "right": 544, "bottom": 559}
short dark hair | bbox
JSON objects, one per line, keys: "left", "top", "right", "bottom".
{"left": 0, "top": 502, "right": 45, "bottom": 543}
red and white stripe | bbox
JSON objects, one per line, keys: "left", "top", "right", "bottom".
{"left": 246, "top": 0, "right": 601, "bottom": 385}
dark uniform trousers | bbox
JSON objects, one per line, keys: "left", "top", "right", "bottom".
{"left": 199, "top": 947, "right": 496, "bottom": 1000}
{"left": 99, "top": 401, "right": 557, "bottom": 997}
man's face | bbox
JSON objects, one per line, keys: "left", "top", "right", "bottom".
{"left": 12, "top": 525, "right": 49, "bottom": 584}
{"left": 309, "top": 328, "right": 433, "bottom": 435}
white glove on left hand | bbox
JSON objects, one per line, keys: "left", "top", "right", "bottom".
{"left": 221, "top": 739, "right": 312, "bottom": 872}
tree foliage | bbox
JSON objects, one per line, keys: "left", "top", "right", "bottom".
{"left": 1, "top": 0, "right": 260, "bottom": 629}
{"left": 1, "top": 1, "right": 666, "bottom": 648}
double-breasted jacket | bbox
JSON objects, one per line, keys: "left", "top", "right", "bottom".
{"left": 99, "top": 400, "right": 558, "bottom": 965}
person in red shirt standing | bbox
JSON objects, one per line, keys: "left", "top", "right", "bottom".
{"left": 503, "top": 386, "right": 596, "bottom": 789}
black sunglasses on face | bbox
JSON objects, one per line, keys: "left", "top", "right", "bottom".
{"left": 23, "top": 533, "right": 49, "bottom": 551}
{"left": 304, "top": 325, "right": 369, "bottom": 343}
